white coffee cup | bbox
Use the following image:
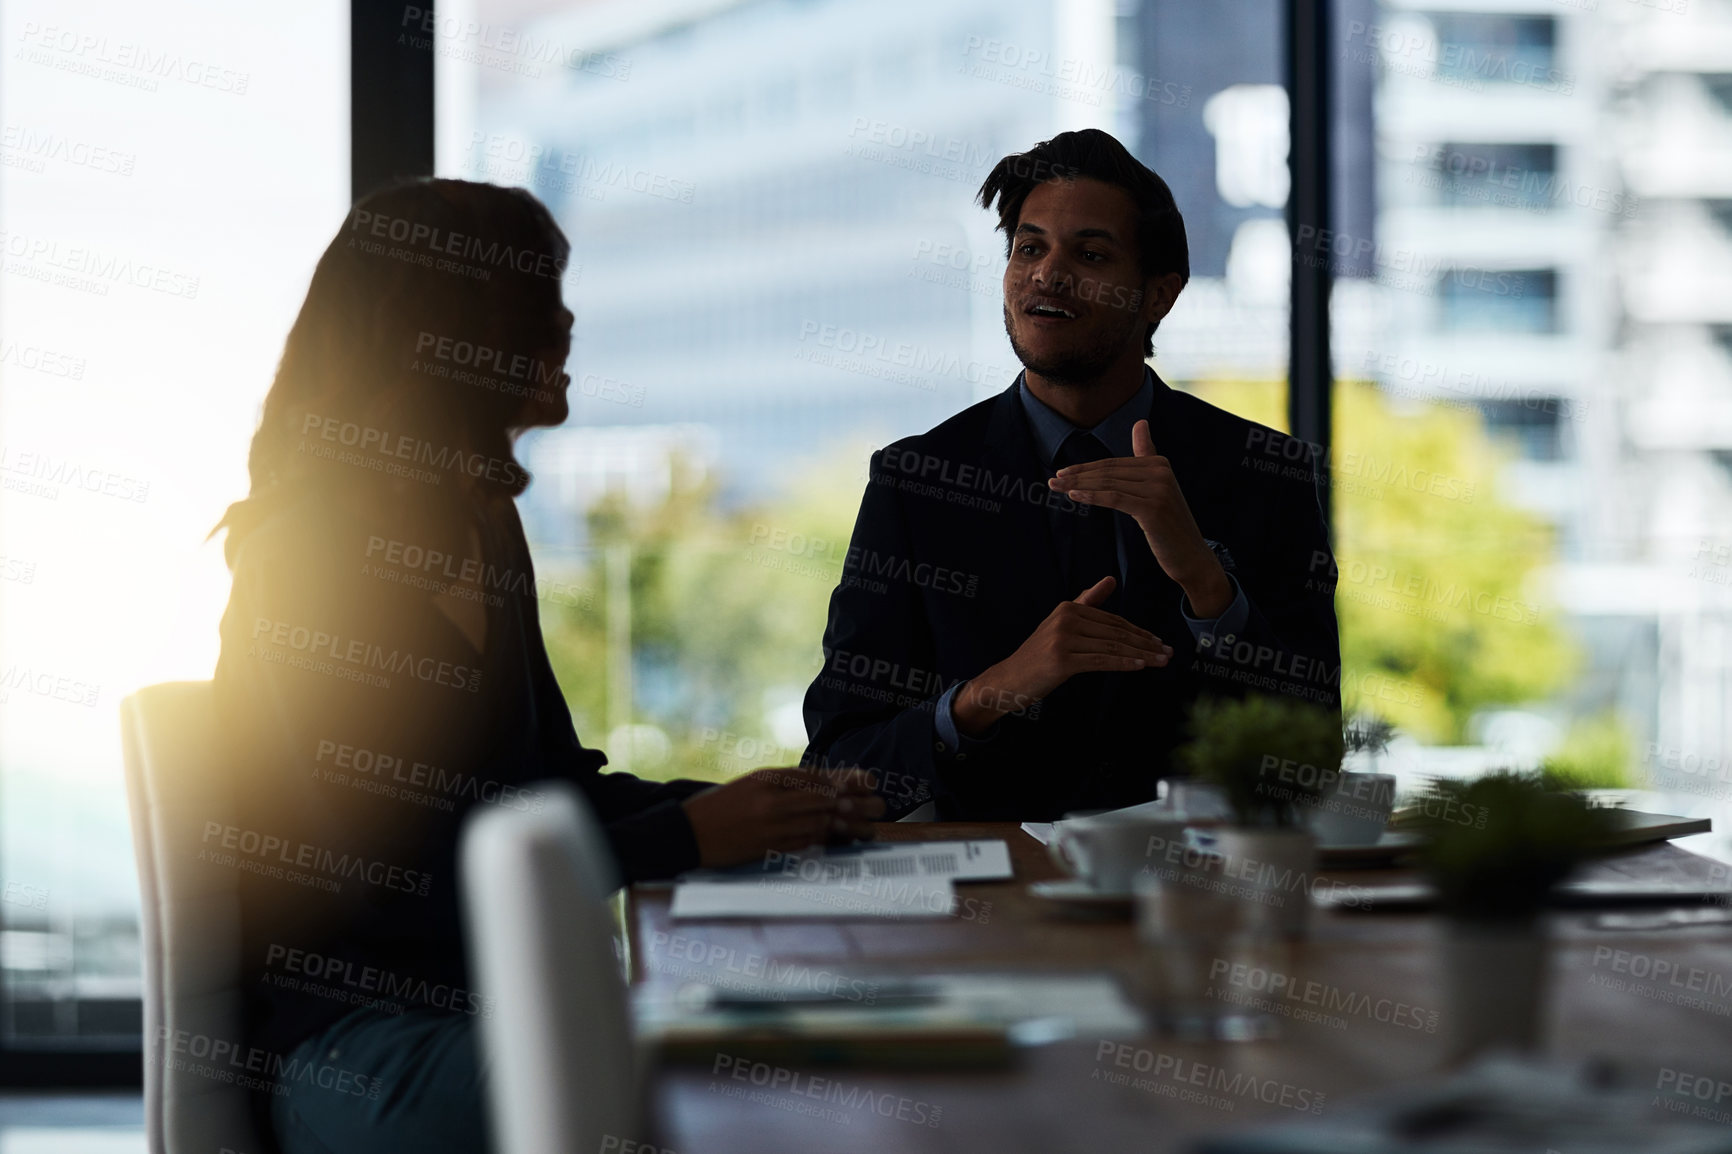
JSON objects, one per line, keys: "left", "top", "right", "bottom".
{"left": 1049, "top": 814, "right": 1191, "bottom": 893}
{"left": 1299, "top": 772, "right": 1397, "bottom": 846}
{"left": 1163, "top": 780, "right": 1232, "bottom": 823}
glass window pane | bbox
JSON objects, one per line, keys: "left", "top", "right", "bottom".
{"left": 444, "top": 0, "right": 1289, "bottom": 779}
{"left": 1348, "top": 0, "right": 1732, "bottom": 863}
{"left": 0, "top": 0, "right": 348, "bottom": 1047}
{"left": 442, "top": 0, "right": 1293, "bottom": 779}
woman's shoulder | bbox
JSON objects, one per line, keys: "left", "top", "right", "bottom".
{"left": 228, "top": 489, "right": 372, "bottom": 578}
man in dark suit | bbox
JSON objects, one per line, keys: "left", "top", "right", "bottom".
{"left": 802, "top": 128, "right": 1340, "bottom": 821}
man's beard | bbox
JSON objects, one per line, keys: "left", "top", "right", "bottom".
{"left": 1003, "top": 301, "right": 1144, "bottom": 387}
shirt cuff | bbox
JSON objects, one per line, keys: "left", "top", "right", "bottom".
{"left": 1181, "top": 572, "right": 1250, "bottom": 641}
{"left": 932, "top": 681, "right": 999, "bottom": 757}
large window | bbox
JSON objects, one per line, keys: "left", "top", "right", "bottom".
{"left": 431, "top": 0, "right": 1732, "bottom": 857}
{"left": 0, "top": 0, "right": 347, "bottom": 1051}
{"left": 437, "top": 0, "right": 1300, "bottom": 779}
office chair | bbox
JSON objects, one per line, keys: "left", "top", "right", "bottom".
{"left": 122, "top": 681, "right": 269, "bottom": 1154}
{"left": 460, "top": 784, "right": 647, "bottom": 1154}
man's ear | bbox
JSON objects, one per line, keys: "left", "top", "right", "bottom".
{"left": 1142, "top": 272, "right": 1185, "bottom": 328}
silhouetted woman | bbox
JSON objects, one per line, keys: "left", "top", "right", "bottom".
{"left": 212, "top": 179, "right": 879, "bottom": 1154}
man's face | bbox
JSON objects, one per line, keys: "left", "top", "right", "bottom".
{"left": 1000, "top": 176, "right": 1178, "bottom": 386}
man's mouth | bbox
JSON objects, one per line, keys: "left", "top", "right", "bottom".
{"left": 1024, "top": 300, "right": 1077, "bottom": 320}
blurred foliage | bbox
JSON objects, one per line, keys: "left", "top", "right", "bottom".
{"left": 1188, "top": 378, "right": 1579, "bottom": 743}
{"left": 538, "top": 445, "right": 875, "bottom": 783}
{"left": 539, "top": 376, "right": 1586, "bottom": 783}
{"left": 1176, "top": 695, "right": 1345, "bottom": 828}
{"left": 1344, "top": 714, "right": 1396, "bottom": 756}
{"left": 1544, "top": 713, "right": 1639, "bottom": 789}
{"left": 1409, "top": 769, "right": 1615, "bottom": 921}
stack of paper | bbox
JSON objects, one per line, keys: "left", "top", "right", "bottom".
{"left": 669, "top": 839, "right": 1011, "bottom": 920}
{"left": 670, "top": 876, "right": 957, "bottom": 919}
{"left": 636, "top": 972, "right": 1145, "bottom": 1066}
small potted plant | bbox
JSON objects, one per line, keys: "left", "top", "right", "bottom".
{"left": 1344, "top": 714, "right": 1395, "bottom": 766}
{"left": 1304, "top": 714, "right": 1401, "bottom": 845}
{"left": 1174, "top": 695, "right": 1346, "bottom": 935}
{"left": 1409, "top": 769, "right": 1614, "bottom": 1060}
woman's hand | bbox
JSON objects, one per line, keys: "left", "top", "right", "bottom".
{"left": 681, "top": 767, "right": 886, "bottom": 868}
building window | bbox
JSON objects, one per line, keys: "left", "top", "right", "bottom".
{"left": 1709, "top": 324, "right": 1732, "bottom": 360}
{"left": 1478, "top": 398, "right": 1569, "bottom": 462}
{"left": 1428, "top": 142, "right": 1559, "bottom": 211}
{"left": 1438, "top": 268, "right": 1559, "bottom": 333}
{"left": 1703, "top": 73, "right": 1732, "bottom": 116}
{"left": 1428, "top": 13, "right": 1558, "bottom": 88}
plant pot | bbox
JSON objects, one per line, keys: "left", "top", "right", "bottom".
{"left": 1197, "top": 827, "right": 1319, "bottom": 938}
{"left": 1297, "top": 772, "right": 1397, "bottom": 846}
{"left": 1441, "top": 918, "right": 1548, "bottom": 1062}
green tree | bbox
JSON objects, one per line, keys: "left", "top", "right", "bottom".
{"left": 537, "top": 444, "right": 876, "bottom": 782}
{"left": 1190, "top": 378, "right": 1578, "bottom": 742}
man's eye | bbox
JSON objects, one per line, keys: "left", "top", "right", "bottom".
{"left": 1016, "top": 244, "right": 1040, "bottom": 257}
{"left": 1082, "top": 251, "right": 1106, "bottom": 261}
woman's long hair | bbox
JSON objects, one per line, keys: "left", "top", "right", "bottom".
{"left": 214, "top": 179, "right": 573, "bottom": 564}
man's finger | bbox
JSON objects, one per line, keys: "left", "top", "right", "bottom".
{"left": 1133, "top": 419, "right": 1157, "bottom": 458}
{"left": 1082, "top": 653, "right": 1155, "bottom": 673}
{"left": 1066, "top": 602, "right": 1161, "bottom": 638}
{"left": 1061, "top": 488, "right": 1137, "bottom": 514}
{"left": 1052, "top": 459, "right": 1129, "bottom": 479}
{"left": 1051, "top": 462, "right": 1167, "bottom": 483}
{"left": 1074, "top": 576, "right": 1116, "bottom": 607}
{"left": 1070, "top": 621, "right": 1172, "bottom": 651}
{"left": 1063, "top": 648, "right": 1169, "bottom": 671}
{"left": 1063, "top": 631, "right": 1171, "bottom": 657}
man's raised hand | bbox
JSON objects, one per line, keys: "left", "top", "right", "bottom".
{"left": 1045, "top": 419, "right": 1232, "bottom": 617}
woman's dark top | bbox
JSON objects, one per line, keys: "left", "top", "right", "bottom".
{"left": 212, "top": 483, "right": 706, "bottom": 1059}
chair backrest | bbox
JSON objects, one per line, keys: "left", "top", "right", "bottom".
{"left": 121, "top": 681, "right": 268, "bottom": 1154}
{"left": 461, "top": 784, "right": 642, "bottom": 1154}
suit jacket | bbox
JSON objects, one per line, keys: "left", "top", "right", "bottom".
{"left": 801, "top": 374, "right": 1340, "bottom": 821}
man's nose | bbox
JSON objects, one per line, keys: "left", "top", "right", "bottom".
{"left": 1030, "top": 254, "right": 1071, "bottom": 291}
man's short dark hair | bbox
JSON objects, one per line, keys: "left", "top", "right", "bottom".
{"left": 977, "top": 128, "right": 1190, "bottom": 355}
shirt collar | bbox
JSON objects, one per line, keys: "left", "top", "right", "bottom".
{"left": 1016, "top": 368, "right": 1155, "bottom": 468}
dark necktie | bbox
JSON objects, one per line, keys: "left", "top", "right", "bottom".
{"left": 1053, "top": 430, "right": 1120, "bottom": 597}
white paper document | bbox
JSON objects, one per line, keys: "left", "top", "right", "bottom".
{"left": 1020, "top": 822, "right": 1054, "bottom": 846}
{"left": 668, "top": 839, "right": 1009, "bottom": 920}
{"left": 799, "top": 839, "right": 1013, "bottom": 882}
{"left": 681, "top": 839, "right": 1013, "bottom": 885}
{"left": 670, "top": 876, "right": 957, "bottom": 920}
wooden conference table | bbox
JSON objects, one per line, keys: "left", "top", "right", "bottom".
{"left": 628, "top": 822, "right": 1732, "bottom": 1153}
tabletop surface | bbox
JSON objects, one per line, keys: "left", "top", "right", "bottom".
{"left": 629, "top": 822, "right": 1732, "bottom": 1153}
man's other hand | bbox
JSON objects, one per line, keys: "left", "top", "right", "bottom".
{"left": 948, "top": 576, "right": 1173, "bottom": 738}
